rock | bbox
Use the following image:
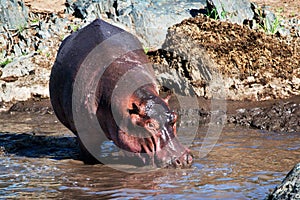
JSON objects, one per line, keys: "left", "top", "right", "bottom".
{"left": 155, "top": 66, "right": 195, "bottom": 96}
{"left": 229, "top": 101, "right": 300, "bottom": 132}
{"left": 37, "top": 30, "right": 51, "bottom": 39}
{"left": 67, "top": 0, "right": 206, "bottom": 49}
{"left": 0, "top": 53, "right": 50, "bottom": 102}
{"left": 13, "top": 44, "right": 23, "bottom": 57}
{"left": 24, "top": 0, "right": 65, "bottom": 14}
{"left": 158, "top": 32, "right": 215, "bottom": 97}
{"left": 126, "top": 0, "right": 206, "bottom": 49}
{"left": 277, "top": 27, "right": 290, "bottom": 37}
{"left": 263, "top": 8, "right": 278, "bottom": 32}
{"left": 0, "top": 33, "right": 7, "bottom": 50}
{"left": 267, "top": 163, "right": 300, "bottom": 200}
{"left": 1, "top": 54, "right": 35, "bottom": 78}
{"left": 206, "top": 0, "right": 254, "bottom": 25}
{"left": 0, "top": 0, "right": 28, "bottom": 30}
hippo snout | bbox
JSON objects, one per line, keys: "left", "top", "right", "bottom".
{"left": 154, "top": 145, "right": 193, "bottom": 168}
{"left": 170, "top": 150, "right": 193, "bottom": 168}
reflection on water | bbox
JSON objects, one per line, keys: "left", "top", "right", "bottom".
{"left": 0, "top": 113, "right": 299, "bottom": 199}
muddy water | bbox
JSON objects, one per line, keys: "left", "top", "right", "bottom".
{"left": 0, "top": 112, "right": 299, "bottom": 199}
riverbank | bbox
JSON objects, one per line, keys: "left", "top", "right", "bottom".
{"left": 1, "top": 94, "right": 299, "bottom": 133}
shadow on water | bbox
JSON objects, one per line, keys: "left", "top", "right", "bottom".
{"left": 0, "top": 110, "right": 299, "bottom": 199}
{"left": 0, "top": 132, "right": 80, "bottom": 160}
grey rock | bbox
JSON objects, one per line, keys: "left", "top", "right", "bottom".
{"left": 50, "top": 18, "right": 68, "bottom": 33}
{"left": 69, "top": 0, "right": 206, "bottom": 49}
{"left": 278, "top": 27, "right": 290, "bottom": 37}
{"left": 0, "top": 0, "right": 28, "bottom": 30}
{"left": 13, "top": 44, "right": 22, "bottom": 57}
{"left": 25, "top": 36, "right": 32, "bottom": 48}
{"left": 160, "top": 29, "right": 216, "bottom": 97}
{"left": 0, "top": 33, "right": 7, "bottom": 48}
{"left": 207, "top": 0, "right": 254, "bottom": 25}
{"left": 40, "top": 21, "right": 49, "bottom": 30}
{"left": 0, "top": 53, "right": 50, "bottom": 102}
{"left": 37, "top": 30, "right": 51, "bottom": 39}
{"left": 128, "top": 1, "right": 205, "bottom": 49}
{"left": 1, "top": 54, "right": 35, "bottom": 78}
{"left": 155, "top": 66, "right": 195, "bottom": 96}
{"left": 18, "top": 40, "right": 27, "bottom": 54}
{"left": 266, "top": 163, "right": 300, "bottom": 200}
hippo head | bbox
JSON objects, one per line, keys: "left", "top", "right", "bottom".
{"left": 116, "top": 84, "right": 193, "bottom": 168}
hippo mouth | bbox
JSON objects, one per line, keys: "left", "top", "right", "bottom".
{"left": 116, "top": 129, "right": 193, "bottom": 168}
{"left": 137, "top": 135, "right": 193, "bottom": 168}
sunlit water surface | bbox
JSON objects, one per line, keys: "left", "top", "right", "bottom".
{"left": 0, "top": 113, "right": 299, "bottom": 199}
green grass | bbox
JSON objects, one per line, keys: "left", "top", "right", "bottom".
{"left": 206, "top": 7, "right": 219, "bottom": 20}
{"left": 206, "top": 4, "right": 229, "bottom": 20}
{"left": 31, "top": 18, "right": 39, "bottom": 23}
{"left": 143, "top": 46, "right": 149, "bottom": 54}
{"left": 261, "top": 15, "right": 281, "bottom": 34}
{"left": 0, "top": 58, "right": 12, "bottom": 68}
{"left": 17, "top": 23, "right": 27, "bottom": 33}
{"left": 269, "top": 17, "right": 280, "bottom": 34}
{"left": 70, "top": 24, "right": 80, "bottom": 32}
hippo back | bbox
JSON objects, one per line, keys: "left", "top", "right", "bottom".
{"left": 49, "top": 19, "right": 125, "bottom": 133}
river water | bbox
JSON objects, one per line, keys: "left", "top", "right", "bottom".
{"left": 0, "top": 112, "right": 299, "bottom": 199}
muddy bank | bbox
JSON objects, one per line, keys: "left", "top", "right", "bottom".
{"left": 2, "top": 95, "right": 299, "bottom": 133}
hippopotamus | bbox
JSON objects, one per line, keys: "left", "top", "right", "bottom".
{"left": 49, "top": 19, "right": 192, "bottom": 168}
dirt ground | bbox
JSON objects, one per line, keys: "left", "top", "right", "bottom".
{"left": 251, "top": 0, "right": 300, "bottom": 19}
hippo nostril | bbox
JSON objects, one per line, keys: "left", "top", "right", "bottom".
{"left": 186, "top": 154, "right": 193, "bottom": 164}
{"left": 172, "top": 158, "right": 182, "bottom": 168}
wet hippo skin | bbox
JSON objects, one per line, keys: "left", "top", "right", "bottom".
{"left": 49, "top": 19, "right": 192, "bottom": 168}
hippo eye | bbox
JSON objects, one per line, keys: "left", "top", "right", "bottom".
{"left": 147, "top": 122, "right": 155, "bottom": 129}
{"left": 168, "top": 112, "right": 177, "bottom": 125}
{"left": 147, "top": 121, "right": 159, "bottom": 130}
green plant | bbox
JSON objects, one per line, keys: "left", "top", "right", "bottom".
{"left": 31, "top": 18, "right": 39, "bottom": 23}
{"left": 261, "top": 16, "right": 280, "bottom": 34}
{"left": 17, "top": 23, "right": 26, "bottom": 33}
{"left": 269, "top": 17, "right": 280, "bottom": 34}
{"left": 59, "top": 34, "right": 66, "bottom": 41}
{"left": 206, "top": 7, "right": 219, "bottom": 20}
{"left": 0, "top": 58, "right": 12, "bottom": 68}
{"left": 290, "top": 12, "right": 296, "bottom": 17}
{"left": 70, "top": 24, "right": 80, "bottom": 32}
{"left": 36, "top": 49, "right": 42, "bottom": 54}
{"left": 143, "top": 46, "right": 149, "bottom": 54}
{"left": 220, "top": 10, "right": 227, "bottom": 19}
{"left": 206, "top": 4, "right": 230, "bottom": 20}
{"left": 220, "top": 3, "right": 231, "bottom": 19}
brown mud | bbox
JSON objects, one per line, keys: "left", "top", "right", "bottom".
{"left": 2, "top": 95, "right": 299, "bottom": 133}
